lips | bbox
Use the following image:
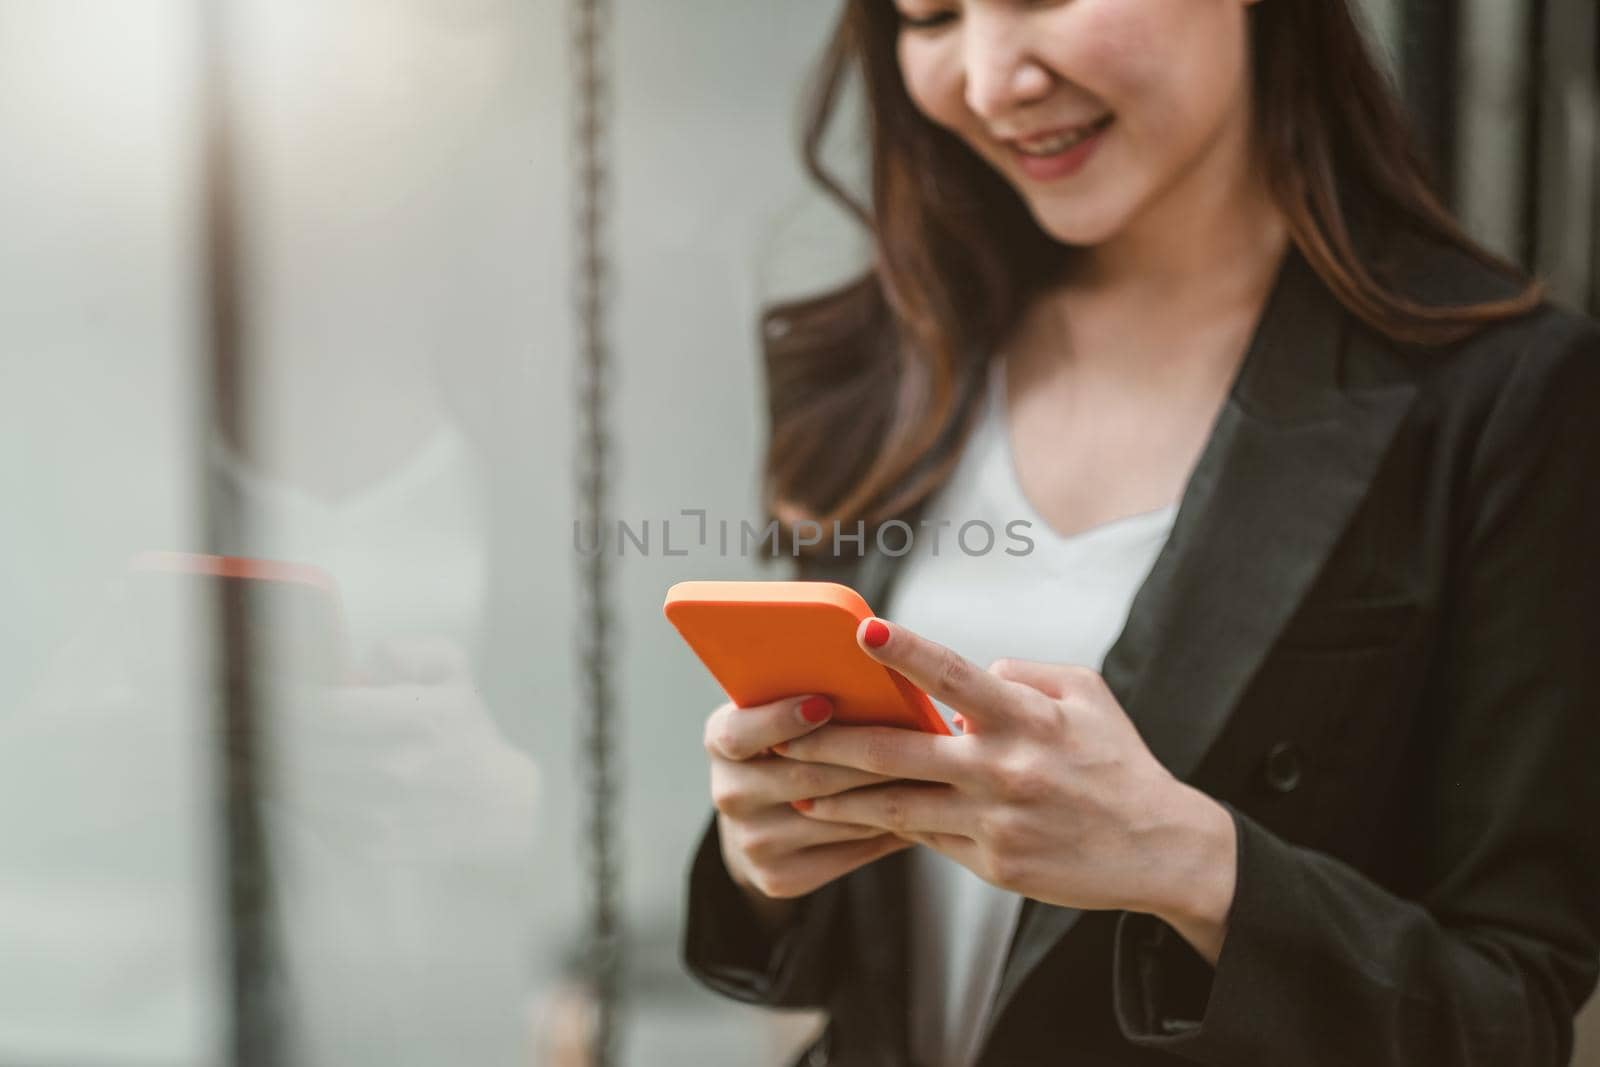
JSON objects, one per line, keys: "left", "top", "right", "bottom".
{"left": 1005, "top": 114, "right": 1114, "bottom": 181}
{"left": 1009, "top": 113, "right": 1115, "bottom": 156}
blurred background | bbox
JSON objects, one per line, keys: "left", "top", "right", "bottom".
{"left": 0, "top": 1, "right": 1593, "bottom": 1065}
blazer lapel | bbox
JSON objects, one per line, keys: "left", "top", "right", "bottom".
{"left": 970, "top": 241, "right": 1420, "bottom": 1051}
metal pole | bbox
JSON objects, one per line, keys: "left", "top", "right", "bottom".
{"left": 199, "top": 1, "right": 285, "bottom": 1062}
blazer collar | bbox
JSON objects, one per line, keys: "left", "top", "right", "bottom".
{"left": 854, "top": 239, "right": 1421, "bottom": 1059}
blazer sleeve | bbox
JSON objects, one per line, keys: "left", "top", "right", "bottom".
{"left": 680, "top": 809, "right": 850, "bottom": 1009}
{"left": 1109, "top": 315, "right": 1600, "bottom": 1065}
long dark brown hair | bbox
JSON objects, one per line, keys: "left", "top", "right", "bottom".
{"left": 761, "top": 0, "right": 1543, "bottom": 556}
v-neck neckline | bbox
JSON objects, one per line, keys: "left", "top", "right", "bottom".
{"left": 984, "top": 354, "right": 1179, "bottom": 547}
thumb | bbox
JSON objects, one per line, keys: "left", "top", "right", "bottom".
{"left": 763, "top": 694, "right": 833, "bottom": 756}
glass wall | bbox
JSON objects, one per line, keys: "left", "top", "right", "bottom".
{"left": 0, "top": 3, "right": 220, "bottom": 1064}
{"left": 2, "top": 1, "right": 855, "bottom": 1064}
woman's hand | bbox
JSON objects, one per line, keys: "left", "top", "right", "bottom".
{"left": 703, "top": 694, "right": 912, "bottom": 921}
{"left": 772, "top": 618, "right": 1238, "bottom": 963}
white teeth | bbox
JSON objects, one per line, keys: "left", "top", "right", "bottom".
{"left": 1014, "top": 117, "right": 1109, "bottom": 157}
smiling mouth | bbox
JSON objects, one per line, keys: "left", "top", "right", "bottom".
{"left": 1009, "top": 114, "right": 1115, "bottom": 157}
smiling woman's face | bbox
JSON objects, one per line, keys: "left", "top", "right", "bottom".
{"left": 892, "top": 0, "right": 1261, "bottom": 248}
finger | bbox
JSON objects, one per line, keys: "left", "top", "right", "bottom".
{"left": 902, "top": 830, "right": 982, "bottom": 870}
{"left": 703, "top": 694, "right": 834, "bottom": 762}
{"left": 857, "top": 618, "right": 1019, "bottom": 732}
{"left": 777, "top": 834, "right": 914, "bottom": 896}
{"left": 803, "top": 782, "right": 970, "bottom": 837}
{"left": 774, "top": 723, "right": 972, "bottom": 785}
{"left": 774, "top": 759, "right": 897, "bottom": 802}
{"left": 986, "top": 657, "right": 1098, "bottom": 700}
{"left": 711, "top": 755, "right": 895, "bottom": 814}
{"left": 729, "top": 806, "right": 888, "bottom": 860}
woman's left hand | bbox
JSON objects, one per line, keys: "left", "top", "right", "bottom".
{"left": 773, "top": 616, "right": 1238, "bottom": 963}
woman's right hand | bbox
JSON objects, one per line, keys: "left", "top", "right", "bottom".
{"left": 704, "top": 694, "right": 910, "bottom": 918}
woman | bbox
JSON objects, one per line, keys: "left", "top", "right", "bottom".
{"left": 682, "top": 0, "right": 1600, "bottom": 1064}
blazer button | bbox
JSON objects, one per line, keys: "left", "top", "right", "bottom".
{"left": 1261, "top": 741, "right": 1304, "bottom": 793}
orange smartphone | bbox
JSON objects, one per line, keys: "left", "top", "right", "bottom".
{"left": 662, "top": 580, "right": 949, "bottom": 734}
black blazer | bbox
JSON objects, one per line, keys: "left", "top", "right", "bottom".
{"left": 681, "top": 234, "right": 1600, "bottom": 1066}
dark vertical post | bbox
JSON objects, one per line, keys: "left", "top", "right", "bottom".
{"left": 1402, "top": 0, "right": 1463, "bottom": 206}
{"left": 1593, "top": 7, "right": 1600, "bottom": 314}
{"left": 199, "top": 1, "right": 284, "bottom": 1063}
{"left": 572, "top": 0, "right": 625, "bottom": 1063}
{"left": 1593, "top": 7, "right": 1600, "bottom": 315}
{"left": 1520, "top": 0, "right": 1548, "bottom": 270}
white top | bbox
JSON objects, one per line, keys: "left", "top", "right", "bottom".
{"left": 889, "top": 355, "right": 1178, "bottom": 1067}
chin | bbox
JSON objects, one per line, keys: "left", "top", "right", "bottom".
{"left": 1027, "top": 204, "right": 1128, "bottom": 249}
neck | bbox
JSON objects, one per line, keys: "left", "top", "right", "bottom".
{"left": 1015, "top": 122, "right": 1291, "bottom": 383}
{"left": 1075, "top": 106, "right": 1287, "bottom": 301}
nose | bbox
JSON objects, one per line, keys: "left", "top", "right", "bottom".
{"left": 961, "top": 10, "right": 1052, "bottom": 123}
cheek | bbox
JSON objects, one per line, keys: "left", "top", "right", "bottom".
{"left": 1073, "top": 0, "right": 1242, "bottom": 157}
{"left": 1070, "top": 2, "right": 1176, "bottom": 125}
{"left": 897, "top": 41, "right": 963, "bottom": 129}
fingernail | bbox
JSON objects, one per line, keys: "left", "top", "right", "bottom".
{"left": 798, "top": 695, "right": 832, "bottom": 724}
{"left": 790, "top": 798, "right": 813, "bottom": 812}
{"left": 863, "top": 618, "right": 890, "bottom": 649}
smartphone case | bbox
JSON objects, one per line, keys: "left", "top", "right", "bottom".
{"left": 662, "top": 579, "right": 949, "bottom": 734}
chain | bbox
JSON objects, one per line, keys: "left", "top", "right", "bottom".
{"left": 572, "top": 0, "right": 624, "bottom": 1062}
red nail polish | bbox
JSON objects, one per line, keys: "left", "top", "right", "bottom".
{"left": 799, "top": 695, "right": 832, "bottom": 723}
{"left": 791, "top": 798, "right": 813, "bottom": 812}
{"left": 864, "top": 619, "right": 890, "bottom": 648}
